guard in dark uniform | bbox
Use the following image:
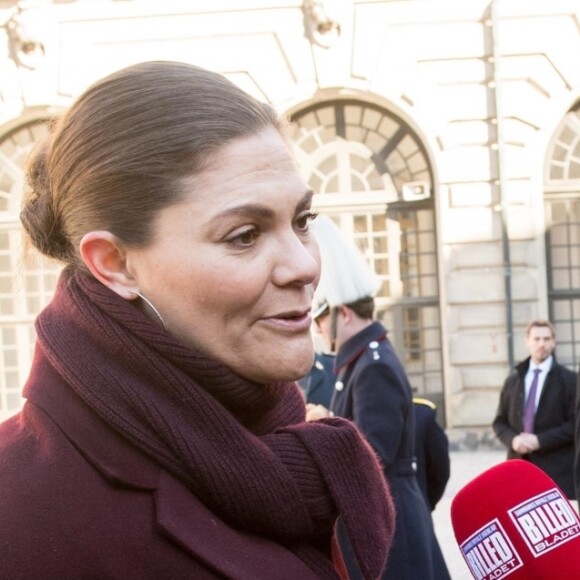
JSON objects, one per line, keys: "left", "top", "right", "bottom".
{"left": 412, "top": 397, "right": 450, "bottom": 512}
{"left": 310, "top": 216, "right": 451, "bottom": 580}
{"left": 298, "top": 352, "right": 335, "bottom": 406}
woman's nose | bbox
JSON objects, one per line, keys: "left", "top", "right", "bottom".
{"left": 272, "top": 233, "right": 320, "bottom": 287}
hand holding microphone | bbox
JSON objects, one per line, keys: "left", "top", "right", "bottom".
{"left": 451, "top": 460, "right": 580, "bottom": 579}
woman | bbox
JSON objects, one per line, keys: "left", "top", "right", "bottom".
{"left": 0, "top": 61, "right": 395, "bottom": 579}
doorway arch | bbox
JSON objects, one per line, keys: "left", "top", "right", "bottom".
{"left": 289, "top": 99, "right": 445, "bottom": 420}
{"left": 544, "top": 101, "right": 580, "bottom": 369}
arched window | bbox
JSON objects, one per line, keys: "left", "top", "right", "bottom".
{"left": 290, "top": 100, "right": 445, "bottom": 418}
{"left": 545, "top": 102, "right": 580, "bottom": 369}
{"left": 0, "top": 117, "right": 60, "bottom": 420}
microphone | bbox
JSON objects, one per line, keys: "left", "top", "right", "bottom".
{"left": 451, "top": 459, "right": 580, "bottom": 579}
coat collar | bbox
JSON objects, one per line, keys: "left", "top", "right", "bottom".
{"left": 155, "top": 472, "right": 321, "bottom": 579}
{"left": 335, "top": 321, "right": 387, "bottom": 372}
{"left": 25, "top": 347, "right": 160, "bottom": 490}
{"left": 25, "top": 350, "right": 324, "bottom": 578}
{"left": 516, "top": 355, "right": 558, "bottom": 379}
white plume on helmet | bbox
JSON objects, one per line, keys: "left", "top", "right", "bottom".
{"left": 311, "top": 216, "right": 380, "bottom": 315}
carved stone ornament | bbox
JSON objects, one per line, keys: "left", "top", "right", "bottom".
{"left": 303, "top": 0, "right": 343, "bottom": 49}
{"left": 6, "top": 0, "right": 49, "bottom": 70}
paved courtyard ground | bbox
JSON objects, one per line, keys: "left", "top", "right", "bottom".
{"left": 432, "top": 450, "right": 506, "bottom": 580}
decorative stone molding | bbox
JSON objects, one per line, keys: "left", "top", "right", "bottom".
{"left": 303, "top": 0, "right": 344, "bottom": 48}
{"left": 6, "top": 0, "right": 50, "bottom": 70}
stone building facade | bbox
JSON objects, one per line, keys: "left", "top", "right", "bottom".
{"left": 1, "top": 0, "right": 579, "bottom": 444}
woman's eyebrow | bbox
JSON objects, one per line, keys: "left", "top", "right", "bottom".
{"left": 214, "top": 190, "right": 315, "bottom": 221}
{"left": 296, "top": 190, "right": 315, "bottom": 211}
{"left": 214, "top": 204, "right": 275, "bottom": 221}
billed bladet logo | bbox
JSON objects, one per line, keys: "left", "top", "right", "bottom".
{"left": 508, "top": 488, "right": 580, "bottom": 556}
{"left": 459, "top": 518, "right": 523, "bottom": 580}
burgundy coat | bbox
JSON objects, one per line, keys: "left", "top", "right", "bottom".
{"left": 0, "top": 373, "right": 327, "bottom": 580}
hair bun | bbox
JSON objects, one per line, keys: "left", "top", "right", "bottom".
{"left": 20, "top": 141, "right": 72, "bottom": 262}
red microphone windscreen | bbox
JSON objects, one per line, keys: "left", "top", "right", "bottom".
{"left": 451, "top": 460, "right": 580, "bottom": 580}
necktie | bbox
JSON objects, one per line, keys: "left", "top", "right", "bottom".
{"left": 523, "top": 368, "right": 541, "bottom": 433}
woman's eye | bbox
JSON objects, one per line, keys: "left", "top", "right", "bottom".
{"left": 296, "top": 211, "right": 318, "bottom": 232}
{"left": 228, "top": 227, "right": 260, "bottom": 246}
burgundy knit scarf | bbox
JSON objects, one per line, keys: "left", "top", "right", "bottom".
{"left": 32, "top": 268, "right": 394, "bottom": 579}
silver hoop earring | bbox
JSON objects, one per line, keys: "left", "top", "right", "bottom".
{"left": 129, "top": 290, "right": 166, "bottom": 331}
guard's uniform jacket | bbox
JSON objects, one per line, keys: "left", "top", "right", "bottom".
{"left": 330, "top": 321, "right": 450, "bottom": 580}
{"left": 298, "top": 352, "right": 335, "bottom": 407}
{"left": 413, "top": 397, "right": 450, "bottom": 512}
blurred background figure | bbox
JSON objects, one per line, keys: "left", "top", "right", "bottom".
{"left": 493, "top": 320, "right": 576, "bottom": 499}
{"left": 301, "top": 362, "right": 452, "bottom": 515}
{"left": 301, "top": 356, "right": 452, "bottom": 576}
{"left": 298, "top": 351, "right": 335, "bottom": 406}
{"left": 306, "top": 216, "right": 450, "bottom": 580}
{"left": 412, "top": 394, "right": 451, "bottom": 512}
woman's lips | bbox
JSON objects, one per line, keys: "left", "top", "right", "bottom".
{"left": 262, "top": 311, "right": 312, "bottom": 332}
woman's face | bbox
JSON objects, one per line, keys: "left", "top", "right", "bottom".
{"left": 125, "top": 128, "right": 320, "bottom": 384}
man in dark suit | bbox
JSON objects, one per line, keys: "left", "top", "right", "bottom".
{"left": 493, "top": 320, "right": 576, "bottom": 498}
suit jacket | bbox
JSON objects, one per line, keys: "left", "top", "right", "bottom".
{"left": 330, "top": 321, "right": 450, "bottom": 580}
{"left": 492, "top": 356, "right": 576, "bottom": 498}
{"left": 413, "top": 398, "right": 450, "bottom": 511}
{"left": 0, "top": 374, "right": 329, "bottom": 580}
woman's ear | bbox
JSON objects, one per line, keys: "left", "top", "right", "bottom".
{"left": 79, "top": 231, "right": 138, "bottom": 300}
